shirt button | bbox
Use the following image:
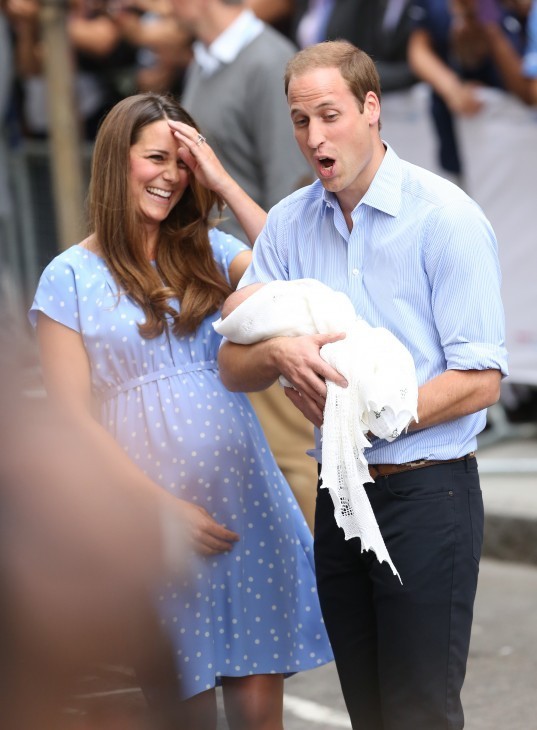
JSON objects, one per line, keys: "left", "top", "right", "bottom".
{"left": 352, "top": 268, "right": 360, "bottom": 277}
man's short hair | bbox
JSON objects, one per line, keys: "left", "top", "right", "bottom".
{"left": 284, "top": 40, "right": 382, "bottom": 112}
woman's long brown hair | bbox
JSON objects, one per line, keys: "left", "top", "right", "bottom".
{"left": 88, "top": 93, "right": 233, "bottom": 338}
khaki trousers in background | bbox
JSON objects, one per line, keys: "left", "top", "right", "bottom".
{"left": 248, "top": 383, "right": 318, "bottom": 533}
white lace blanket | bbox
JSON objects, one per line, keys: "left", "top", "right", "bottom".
{"left": 214, "top": 279, "right": 419, "bottom": 580}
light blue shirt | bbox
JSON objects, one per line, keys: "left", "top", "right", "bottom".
{"left": 240, "top": 144, "right": 508, "bottom": 464}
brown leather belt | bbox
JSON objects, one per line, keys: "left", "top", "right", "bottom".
{"left": 368, "top": 452, "right": 476, "bottom": 480}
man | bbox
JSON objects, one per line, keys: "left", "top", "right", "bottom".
{"left": 171, "top": 0, "right": 320, "bottom": 530}
{"left": 174, "top": 0, "right": 312, "bottom": 241}
{"left": 219, "top": 40, "right": 508, "bottom": 730}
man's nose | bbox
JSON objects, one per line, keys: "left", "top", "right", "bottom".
{"left": 307, "top": 120, "right": 325, "bottom": 149}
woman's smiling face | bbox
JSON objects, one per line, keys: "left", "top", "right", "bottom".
{"left": 129, "top": 119, "right": 190, "bottom": 233}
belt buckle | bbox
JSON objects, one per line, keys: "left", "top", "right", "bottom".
{"left": 406, "top": 459, "right": 428, "bottom": 470}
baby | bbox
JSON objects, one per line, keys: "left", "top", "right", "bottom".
{"left": 220, "top": 282, "right": 265, "bottom": 321}
{"left": 215, "top": 279, "right": 419, "bottom": 581}
{"left": 216, "top": 278, "right": 357, "bottom": 343}
{"left": 215, "top": 278, "right": 417, "bottom": 441}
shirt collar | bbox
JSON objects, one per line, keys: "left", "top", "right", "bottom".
{"left": 319, "top": 144, "right": 402, "bottom": 217}
{"left": 192, "top": 10, "right": 264, "bottom": 76}
{"left": 360, "top": 143, "right": 402, "bottom": 217}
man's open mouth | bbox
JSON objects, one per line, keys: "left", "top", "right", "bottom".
{"left": 318, "top": 157, "right": 335, "bottom": 176}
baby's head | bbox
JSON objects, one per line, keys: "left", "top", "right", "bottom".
{"left": 221, "top": 283, "right": 265, "bottom": 320}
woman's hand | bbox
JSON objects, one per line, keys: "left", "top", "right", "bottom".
{"left": 168, "top": 119, "right": 267, "bottom": 245}
{"left": 168, "top": 119, "right": 231, "bottom": 197}
{"left": 175, "top": 499, "right": 240, "bottom": 556}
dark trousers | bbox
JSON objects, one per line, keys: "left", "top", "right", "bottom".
{"left": 314, "top": 456, "right": 483, "bottom": 730}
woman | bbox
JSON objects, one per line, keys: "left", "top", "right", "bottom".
{"left": 29, "top": 93, "right": 333, "bottom": 730}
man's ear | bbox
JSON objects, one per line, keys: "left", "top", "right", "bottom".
{"left": 364, "top": 91, "right": 381, "bottom": 127}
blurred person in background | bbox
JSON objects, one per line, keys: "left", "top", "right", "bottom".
{"left": 114, "top": 0, "right": 297, "bottom": 96}
{"left": 110, "top": 0, "right": 193, "bottom": 96}
{"left": 29, "top": 92, "right": 333, "bottom": 730}
{"left": 5, "top": 0, "right": 139, "bottom": 140}
{"left": 111, "top": 0, "right": 297, "bottom": 99}
{"left": 246, "top": 0, "right": 295, "bottom": 37}
{"left": 497, "top": 3, "right": 537, "bottom": 430}
{"left": 407, "top": 0, "right": 533, "bottom": 181}
{"left": 0, "top": 5, "right": 13, "bottom": 140}
{"left": 0, "top": 5, "right": 14, "bottom": 255}
{"left": 174, "top": 0, "right": 311, "bottom": 245}
{"left": 171, "top": 0, "right": 320, "bottom": 531}
{"left": 292, "top": 0, "right": 418, "bottom": 93}
{"left": 523, "top": 0, "right": 537, "bottom": 100}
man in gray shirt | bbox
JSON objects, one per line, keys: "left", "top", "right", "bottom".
{"left": 171, "top": 0, "right": 319, "bottom": 530}
{"left": 174, "top": 0, "right": 313, "bottom": 240}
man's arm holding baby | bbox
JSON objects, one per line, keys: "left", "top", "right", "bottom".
{"left": 218, "top": 334, "right": 348, "bottom": 428}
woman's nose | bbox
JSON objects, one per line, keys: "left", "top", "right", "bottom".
{"left": 163, "top": 162, "right": 180, "bottom": 182}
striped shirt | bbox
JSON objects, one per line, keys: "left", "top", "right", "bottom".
{"left": 240, "top": 144, "right": 508, "bottom": 464}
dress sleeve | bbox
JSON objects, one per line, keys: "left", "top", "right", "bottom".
{"left": 28, "top": 256, "right": 81, "bottom": 333}
{"left": 209, "top": 228, "right": 250, "bottom": 284}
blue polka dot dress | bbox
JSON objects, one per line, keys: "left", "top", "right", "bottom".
{"left": 29, "top": 230, "right": 333, "bottom": 699}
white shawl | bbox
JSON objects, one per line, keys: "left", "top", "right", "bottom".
{"left": 214, "top": 279, "right": 419, "bottom": 581}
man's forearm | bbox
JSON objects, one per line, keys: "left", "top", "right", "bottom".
{"left": 218, "top": 339, "right": 281, "bottom": 392}
{"left": 409, "top": 368, "right": 502, "bottom": 432}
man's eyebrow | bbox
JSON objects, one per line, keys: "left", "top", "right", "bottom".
{"left": 290, "top": 101, "right": 336, "bottom": 115}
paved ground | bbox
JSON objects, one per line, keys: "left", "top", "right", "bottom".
{"left": 276, "top": 558, "right": 537, "bottom": 730}
{"left": 477, "top": 413, "right": 537, "bottom": 565}
{"left": 54, "top": 556, "right": 536, "bottom": 730}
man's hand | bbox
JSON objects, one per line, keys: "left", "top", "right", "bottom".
{"left": 276, "top": 333, "right": 348, "bottom": 427}
{"left": 284, "top": 386, "right": 326, "bottom": 428}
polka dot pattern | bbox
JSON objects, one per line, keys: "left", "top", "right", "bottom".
{"left": 29, "top": 232, "right": 334, "bottom": 699}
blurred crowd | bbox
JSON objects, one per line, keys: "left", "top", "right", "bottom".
{"left": 1, "top": 1, "right": 536, "bottom": 144}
